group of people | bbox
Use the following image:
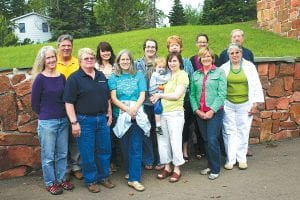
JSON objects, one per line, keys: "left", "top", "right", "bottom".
{"left": 31, "top": 29, "right": 264, "bottom": 195}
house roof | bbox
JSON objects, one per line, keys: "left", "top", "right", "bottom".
{"left": 10, "top": 11, "right": 51, "bottom": 22}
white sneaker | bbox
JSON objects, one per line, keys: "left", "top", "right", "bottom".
{"left": 128, "top": 181, "right": 145, "bottom": 192}
{"left": 224, "top": 163, "right": 234, "bottom": 170}
{"left": 200, "top": 168, "right": 211, "bottom": 175}
{"left": 238, "top": 162, "right": 248, "bottom": 170}
{"left": 208, "top": 173, "right": 219, "bottom": 180}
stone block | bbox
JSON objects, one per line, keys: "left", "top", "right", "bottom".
{"left": 291, "top": 91, "right": 300, "bottom": 101}
{"left": 268, "top": 63, "right": 277, "bottom": 79}
{"left": 0, "top": 132, "right": 39, "bottom": 146}
{"left": 265, "top": 98, "right": 277, "bottom": 110}
{"left": 13, "top": 80, "right": 32, "bottom": 97}
{"left": 272, "top": 119, "right": 281, "bottom": 133}
{"left": 280, "top": 121, "right": 298, "bottom": 130}
{"left": 295, "top": 63, "right": 300, "bottom": 80}
{"left": 11, "top": 74, "right": 26, "bottom": 85}
{"left": 252, "top": 115, "right": 262, "bottom": 127}
{"left": 0, "top": 75, "right": 12, "bottom": 95}
{"left": 290, "top": 103, "right": 300, "bottom": 124}
{"left": 0, "top": 166, "right": 29, "bottom": 180}
{"left": 0, "top": 93, "right": 17, "bottom": 131}
{"left": 260, "top": 119, "right": 273, "bottom": 142}
{"left": 276, "top": 97, "right": 290, "bottom": 110}
{"left": 294, "top": 80, "right": 300, "bottom": 91}
{"left": 0, "top": 146, "right": 41, "bottom": 172}
{"left": 292, "top": 19, "right": 300, "bottom": 29}
{"left": 283, "top": 76, "right": 294, "bottom": 91}
{"left": 18, "top": 120, "right": 38, "bottom": 133}
{"left": 267, "top": 78, "right": 284, "bottom": 97}
{"left": 17, "top": 113, "right": 31, "bottom": 126}
{"left": 20, "top": 94, "right": 33, "bottom": 113}
{"left": 290, "top": 130, "right": 300, "bottom": 137}
{"left": 270, "top": 130, "right": 290, "bottom": 141}
{"left": 260, "top": 76, "right": 269, "bottom": 90}
{"left": 279, "top": 63, "right": 294, "bottom": 76}
{"left": 249, "top": 138, "right": 260, "bottom": 145}
{"left": 258, "top": 63, "right": 268, "bottom": 75}
{"left": 281, "top": 112, "right": 290, "bottom": 121}
{"left": 272, "top": 112, "right": 281, "bottom": 119}
{"left": 250, "top": 127, "right": 261, "bottom": 138}
{"left": 260, "top": 111, "right": 273, "bottom": 118}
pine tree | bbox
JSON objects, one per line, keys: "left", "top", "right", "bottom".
{"left": 168, "top": 0, "right": 187, "bottom": 26}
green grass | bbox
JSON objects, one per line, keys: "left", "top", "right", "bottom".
{"left": 0, "top": 21, "right": 299, "bottom": 68}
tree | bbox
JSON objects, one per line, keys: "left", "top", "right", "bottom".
{"left": 184, "top": 4, "right": 201, "bottom": 25}
{"left": 94, "top": 0, "right": 155, "bottom": 33}
{"left": 199, "top": 0, "right": 256, "bottom": 25}
{"left": 0, "top": 15, "right": 18, "bottom": 46}
{"left": 27, "top": 0, "right": 49, "bottom": 15}
{"left": 168, "top": 0, "right": 187, "bottom": 26}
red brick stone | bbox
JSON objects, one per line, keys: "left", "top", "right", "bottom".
{"left": 249, "top": 138, "right": 260, "bottom": 145}
{"left": 252, "top": 115, "right": 262, "bottom": 127}
{"left": 292, "top": 0, "right": 300, "bottom": 7}
{"left": 260, "top": 76, "right": 269, "bottom": 90}
{"left": 292, "top": 19, "right": 300, "bottom": 29}
{"left": 290, "top": 130, "right": 300, "bottom": 137}
{"left": 0, "top": 146, "right": 41, "bottom": 172}
{"left": 18, "top": 113, "right": 31, "bottom": 126}
{"left": 265, "top": 98, "right": 277, "bottom": 110}
{"left": 260, "top": 111, "right": 273, "bottom": 118}
{"left": 295, "top": 63, "right": 300, "bottom": 80}
{"left": 0, "top": 75, "right": 12, "bottom": 95}
{"left": 250, "top": 127, "right": 261, "bottom": 138}
{"left": 267, "top": 78, "right": 284, "bottom": 97}
{"left": 0, "top": 166, "right": 29, "bottom": 180}
{"left": 272, "top": 112, "right": 281, "bottom": 119}
{"left": 258, "top": 63, "right": 268, "bottom": 76}
{"left": 272, "top": 119, "right": 281, "bottom": 133}
{"left": 20, "top": 94, "right": 33, "bottom": 113}
{"left": 17, "top": 99, "right": 23, "bottom": 111}
{"left": 276, "top": 97, "right": 289, "bottom": 110}
{"left": 0, "top": 93, "right": 17, "bottom": 131}
{"left": 280, "top": 121, "right": 298, "bottom": 130}
{"left": 268, "top": 63, "right": 277, "bottom": 79}
{"left": 270, "top": 130, "right": 290, "bottom": 141}
{"left": 11, "top": 74, "right": 26, "bottom": 85}
{"left": 283, "top": 76, "right": 294, "bottom": 91}
{"left": 281, "top": 112, "right": 290, "bottom": 121}
{"left": 290, "top": 103, "right": 300, "bottom": 125}
{"left": 13, "top": 80, "right": 32, "bottom": 97}
{"left": 0, "top": 132, "right": 39, "bottom": 146}
{"left": 279, "top": 63, "right": 294, "bottom": 76}
{"left": 294, "top": 80, "right": 300, "bottom": 91}
{"left": 18, "top": 120, "right": 38, "bottom": 133}
{"left": 291, "top": 92, "right": 300, "bottom": 102}
{"left": 260, "top": 119, "right": 273, "bottom": 141}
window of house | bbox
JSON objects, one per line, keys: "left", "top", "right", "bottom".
{"left": 19, "top": 23, "right": 25, "bottom": 33}
{"left": 42, "top": 23, "right": 48, "bottom": 32}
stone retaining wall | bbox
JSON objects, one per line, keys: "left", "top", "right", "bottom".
{"left": 257, "top": 0, "right": 300, "bottom": 40}
{"left": 0, "top": 58, "right": 299, "bottom": 179}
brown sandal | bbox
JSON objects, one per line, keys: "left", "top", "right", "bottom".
{"left": 169, "top": 172, "right": 181, "bottom": 183}
{"left": 157, "top": 169, "right": 172, "bottom": 179}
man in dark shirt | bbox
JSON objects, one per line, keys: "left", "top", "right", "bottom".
{"left": 219, "top": 29, "right": 254, "bottom": 66}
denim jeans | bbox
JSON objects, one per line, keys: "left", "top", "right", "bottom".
{"left": 142, "top": 105, "right": 155, "bottom": 166}
{"left": 76, "top": 114, "right": 111, "bottom": 185}
{"left": 120, "top": 121, "right": 143, "bottom": 182}
{"left": 196, "top": 109, "right": 224, "bottom": 174}
{"left": 37, "top": 117, "right": 69, "bottom": 186}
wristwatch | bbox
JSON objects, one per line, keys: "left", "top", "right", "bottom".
{"left": 71, "top": 120, "right": 78, "bottom": 125}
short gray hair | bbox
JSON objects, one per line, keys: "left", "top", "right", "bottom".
{"left": 227, "top": 43, "right": 243, "bottom": 54}
{"left": 57, "top": 34, "right": 73, "bottom": 46}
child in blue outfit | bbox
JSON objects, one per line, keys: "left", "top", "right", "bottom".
{"left": 149, "top": 57, "right": 170, "bottom": 134}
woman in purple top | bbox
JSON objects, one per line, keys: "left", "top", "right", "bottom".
{"left": 31, "top": 46, "right": 74, "bottom": 195}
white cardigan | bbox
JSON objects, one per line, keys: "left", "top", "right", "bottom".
{"left": 220, "top": 58, "right": 265, "bottom": 105}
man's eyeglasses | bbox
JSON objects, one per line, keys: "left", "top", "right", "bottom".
{"left": 229, "top": 51, "right": 241, "bottom": 55}
{"left": 83, "top": 57, "right": 95, "bottom": 61}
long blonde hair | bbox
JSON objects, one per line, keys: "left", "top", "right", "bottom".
{"left": 31, "top": 46, "right": 57, "bottom": 81}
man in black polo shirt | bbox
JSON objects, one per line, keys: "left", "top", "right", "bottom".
{"left": 63, "top": 48, "right": 114, "bottom": 193}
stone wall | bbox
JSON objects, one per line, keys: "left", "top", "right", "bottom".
{"left": 0, "top": 59, "right": 299, "bottom": 179}
{"left": 257, "top": 0, "right": 300, "bottom": 40}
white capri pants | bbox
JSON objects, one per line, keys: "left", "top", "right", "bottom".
{"left": 157, "top": 110, "right": 185, "bottom": 166}
{"left": 222, "top": 100, "right": 253, "bottom": 164}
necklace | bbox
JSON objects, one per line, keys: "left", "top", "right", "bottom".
{"left": 230, "top": 60, "right": 243, "bottom": 74}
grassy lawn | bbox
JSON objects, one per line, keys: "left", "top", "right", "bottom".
{"left": 0, "top": 21, "right": 299, "bottom": 69}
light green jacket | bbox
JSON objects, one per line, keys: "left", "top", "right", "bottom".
{"left": 189, "top": 67, "right": 227, "bottom": 113}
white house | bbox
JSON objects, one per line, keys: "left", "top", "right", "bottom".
{"left": 10, "top": 12, "right": 52, "bottom": 44}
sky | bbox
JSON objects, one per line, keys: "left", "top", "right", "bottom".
{"left": 156, "top": 0, "right": 204, "bottom": 15}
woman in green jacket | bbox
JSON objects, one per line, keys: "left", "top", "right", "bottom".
{"left": 190, "top": 47, "right": 227, "bottom": 180}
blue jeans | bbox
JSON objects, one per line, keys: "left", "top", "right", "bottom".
{"left": 76, "top": 114, "right": 111, "bottom": 185}
{"left": 196, "top": 110, "right": 224, "bottom": 174}
{"left": 120, "top": 121, "right": 143, "bottom": 181}
{"left": 37, "top": 117, "right": 69, "bottom": 186}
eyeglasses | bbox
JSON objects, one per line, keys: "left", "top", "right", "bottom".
{"left": 82, "top": 57, "right": 95, "bottom": 61}
{"left": 229, "top": 51, "right": 241, "bottom": 55}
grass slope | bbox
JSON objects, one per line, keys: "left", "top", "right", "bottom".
{"left": 0, "top": 21, "right": 299, "bottom": 68}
